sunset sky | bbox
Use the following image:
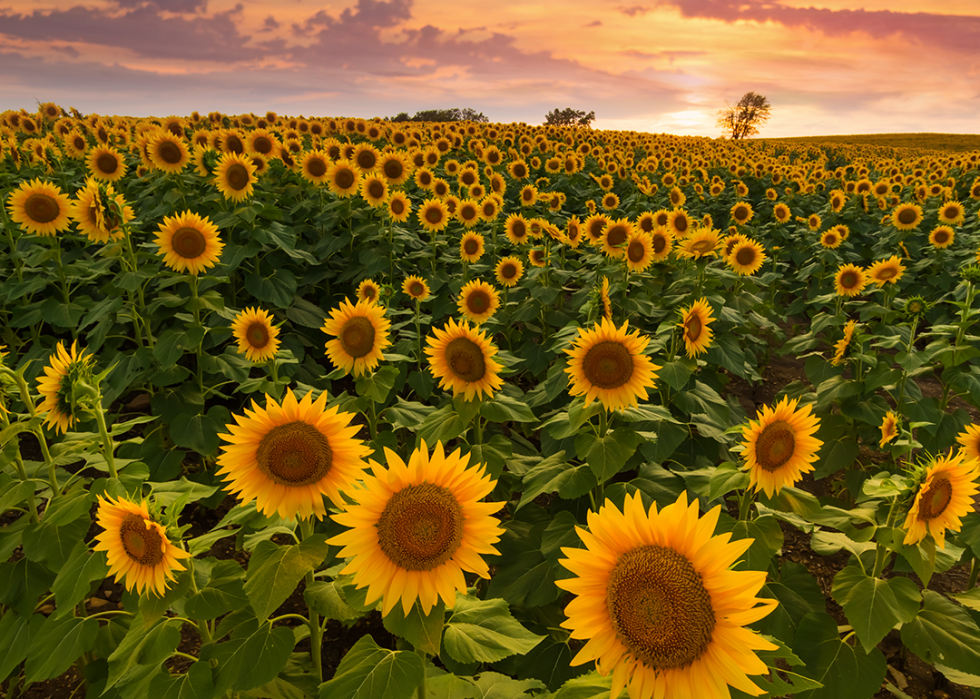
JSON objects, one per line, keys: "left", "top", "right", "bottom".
{"left": 1, "top": 0, "right": 978, "bottom": 137}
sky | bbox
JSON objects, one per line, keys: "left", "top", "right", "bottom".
{"left": 1, "top": 0, "right": 978, "bottom": 138}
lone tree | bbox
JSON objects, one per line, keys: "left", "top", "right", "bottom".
{"left": 717, "top": 92, "right": 772, "bottom": 139}
{"left": 544, "top": 108, "right": 596, "bottom": 127}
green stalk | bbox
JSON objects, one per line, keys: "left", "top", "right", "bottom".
{"left": 189, "top": 275, "right": 206, "bottom": 401}
{"left": 1, "top": 207, "right": 24, "bottom": 284}
{"left": 871, "top": 497, "right": 900, "bottom": 578}
{"left": 415, "top": 299, "right": 422, "bottom": 372}
{"left": 4, "top": 428, "right": 39, "bottom": 522}
{"left": 91, "top": 399, "right": 118, "bottom": 480}
{"left": 123, "top": 232, "right": 153, "bottom": 349}
{"left": 416, "top": 648, "right": 427, "bottom": 699}
{"left": 186, "top": 556, "right": 213, "bottom": 644}
{"left": 738, "top": 487, "right": 755, "bottom": 521}
{"left": 299, "top": 517, "right": 324, "bottom": 682}
{"left": 33, "top": 426, "right": 59, "bottom": 493}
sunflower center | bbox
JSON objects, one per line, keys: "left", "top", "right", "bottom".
{"left": 226, "top": 163, "right": 250, "bottom": 191}
{"left": 919, "top": 475, "right": 953, "bottom": 520}
{"left": 734, "top": 206, "right": 748, "bottom": 221}
{"left": 685, "top": 314, "right": 702, "bottom": 342}
{"left": 246, "top": 321, "right": 270, "bottom": 349}
{"left": 339, "top": 316, "right": 376, "bottom": 359}
{"left": 841, "top": 271, "right": 859, "bottom": 289}
{"left": 97, "top": 153, "right": 118, "bottom": 174}
{"left": 409, "top": 282, "right": 424, "bottom": 297}
{"left": 501, "top": 263, "right": 517, "bottom": 279}
{"left": 512, "top": 222, "right": 527, "bottom": 239}
{"left": 607, "top": 226, "right": 629, "bottom": 248}
{"left": 935, "top": 230, "right": 951, "bottom": 244}
{"left": 674, "top": 217, "right": 689, "bottom": 233}
{"left": 465, "top": 290, "right": 490, "bottom": 314}
{"left": 307, "top": 158, "right": 327, "bottom": 178}
{"left": 335, "top": 169, "right": 355, "bottom": 190}
{"left": 119, "top": 513, "right": 165, "bottom": 567}
{"left": 755, "top": 420, "right": 796, "bottom": 471}
{"left": 391, "top": 199, "right": 406, "bottom": 215}
{"left": 256, "top": 420, "right": 332, "bottom": 486}
{"left": 226, "top": 135, "right": 244, "bottom": 154}
{"left": 362, "top": 286, "right": 377, "bottom": 301}
{"left": 606, "top": 544, "right": 715, "bottom": 670}
{"left": 582, "top": 341, "right": 634, "bottom": 389}
{"left": 253, "top": 136, "right": 272, "bottom": 154}
{"left": 653, "top": 234, "right": 667, "bottom": 254}
{"left": 376, "top": 483, "right": 464, "bottom": 571}
{"left": 690, "top": 239, "right": 713, "bottom": 254}
{"left": 172, "top": 227, "right": 207, "bottom": 259}
{"left": 357, "top": 151, "right": 377, "bottom": 171}
{"left": 877, "top": 267, "right": 897, "bottom": 280}
{"left": 897, "top": 208, "right": 917, "bottom": 225}
{"left": 627, "top": 240, "right": 645, "bottom": 263}
{"left": 158, "top": 141, "right": 182, "bottom": 164}
{"left": 735, "top": 247, "right": 756, "bottom": 266}
{"left": 445, "top": 337, "right": 487, "bottom": 382}
{"left": 464, "top": 238, "right": 480, "bottom": 255}
{"left": 384, "top": 160, "right": 404, "bottom": 179}
{"left": 25, "top": 193, "right": 60, "bottom": 223}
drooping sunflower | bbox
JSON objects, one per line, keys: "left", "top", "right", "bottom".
{"left": 557, "top": 490, "right": 778, "bottom": 699}
{"left": 565, "top": 317, "right": 660, "bottom": 412}
{"left": 880, "top": 411, "right": 899, "bottom": 447}
{"left": 87, "top": 145, "right": 127, "bottom": 182}
{"left": 356, "top": 278, "right": 381, "bottom": 305}
{"left": 599, "top": 276, "right": 613, "bottom": 320}
{"left": 834, "top": 263, "right": 867, "bottom": 297}
{"left": 730, "top": 201, "right": 754, "bottom": 226}
{"left": 624, "top": 230, "right": 654, "bottom": 272}
{"left": 831, "top": 320, "right": 858, "bottom": 366}
{"left": 903, "top": 451, "right": 980, "bottom": 549}
{"left": 327, "top": 160, "right": 362, "bottom": 198}
{"left": 676, "top": 228, "right": 722, "bottom": 260}
{"left": 93, "top": 495, "right": 191, "bottom": 597}
{"left": 679, "top": 298, "right": 715, "bottom": 358}
{"left": 403, "top": 275, "right": 430, "bottom": 301}
{"left": 868, "top": 255, "right": 905, "bottom": 286}
{"left": 6, "top": 178, "right": 72, "bottom": 236}
{"left": 329, "top": 440, "right": 505, "bottom": 616}
{"left": 70, "top": 178, "right": 134, "bottom": 244}
{"left": 426, "top": 318, "right": 504, "bottom": 401}
{"left": 214, "top": 152, "right": 257, "bottom": 202}
{"left": 217, "top": 389, "right": 370, "bottom": 520}
{"left": 929, "top": 225, "right": 955, "bottom": 249}
{"left": 495, "top": 256, "right": 524, "bottom": 287}
{"left": 230, "top": 306, "right": 281, "bottom": 362}
{"left": 727, "top": 239, "right": 766, "bottom": 276}
{"left": 147, "top": 131, "right": 189, "bottom": 173}
{"left": 457, "top": 279, "right": 500, "bottom": 324}
{"left": 891, "top": 203, "right": 923, "bottom": 231}
{"left": 300, "top": 150, "right": 331, "bottom": 185}
{"left": 418, "top": 198, "right": 450, "bottom": 233}
{"left": 460, "top": 232, "right": 485, "bottom": 263}
{"left": 321, "top": 298, "right": 391, "bottom": 377}
{"left": 741, "top": 396, "right": 823, "bottom": 498}
{"left": 154, "top": 210, "right": 224, "bottom": 275}
{"left": 36, "top": 341, "right": 94, "bottom": 434}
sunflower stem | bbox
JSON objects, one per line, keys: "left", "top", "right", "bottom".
{"left": 91, "top": 399, "right": 118, "bottom": 480}
{"left": 1, "top": 206, "right": 24, "bottom": 284}
{"left": 3, "top": 412, "right": 39, "bottom": 521}
{"left": 188, "top": 275, "right": 206, "bottom": 402}
{"left": 415, "top": 299, "right": 423, "bottom": 373}
{"left": 871, "top": 497, "right": 899, "bottom": 578}
{"left": 969, "top": 556, "right": 979, "bottom": 589}
{"left": 367, "top": 394, "right": 378, "bottom": 440}
{"left": 123, "top": 230, "right": 154, "bottom": 349}
{"left": 598, "top": 409, "right": 608, "bottom": 439}
{"left": 186, "top": 557, "right": 213, "bottom": 645}
{"left": 50, "top": 236, "right": 77, "bottom": 339}
{"left": 299, "top": 517, "right": 324, "bottom": 682}
{"left": 416, "top": 648, "right": 427, "bottom": 699}
{"left": 737, "top": 487, "right": 754, "bottom": 521}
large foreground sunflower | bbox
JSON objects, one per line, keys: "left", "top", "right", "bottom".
{"left": 557, "top": 490, "right": 778, "bottom": 699}
{"left": 94, "top": 495, "right": 191, "bottom": 597}
{"left": 903, "top": 451, "right": 980, "bottom": 549}
{"left": 741, "top": 396, "right": 822, "bottom": 497}
{"left": 329, "top": 440, "right": 505, "bottom": 616}
{"left": 36, "top": 341, "right": 94, "bottom": 434}
{"left": 426, "top": 318, "right": 504, "bottom": 401}
{"left": 321, "top": 298, "right": 391, "bottom": 377}
{"left": 6, "top": 178, "right": 72, "bottom": 236}
{"left": 565, "top": 317, "right": 660, "bottom": 412}
{"left": 217, "top": 389, "right": 370, "bottom": 520}
{"left": 154, "top": 210, "right": 224, "bottom": 275}
{"left": 231, "top": 306, "right": 280, "bottom": 362}
{"left": 679, "top": 298, "right": 715, "bottom": 358}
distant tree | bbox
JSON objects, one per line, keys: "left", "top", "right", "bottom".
{"left": 717, "top": 92, "right": 772, "bottom": 139}
{"left": 387, "top": 108, "right": 489, "bottom": 123}
{"left": 544, "top": 108, "right": 596, "bottom": 127}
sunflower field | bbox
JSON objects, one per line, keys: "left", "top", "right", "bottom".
{"left": 3, "top": 104, "right": 980, "bottom": 699}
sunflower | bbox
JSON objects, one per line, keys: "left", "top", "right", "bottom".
{"left": 741, "top": 396, "right": 822, "bottom": 498}
{"left": 418, "top": 199, "right": 450, "bottom": 233}
{"left": 831, "top": 320, "right": 858, "bottom": 366}
{"left": 730, "top": 201, "right": 754, "bottom": 226}
{"left": 667, "top": 210, "right": 692, "bottom": 238}
{"left": 599, "top": 277, "right": 613, "bottom": 321}
{"left": 460, "top": 231, "right": 485, "bottom": 263}
{"left": 87, "top": 145, "right": 127, "bottom": 182}
{"left": 457, "top": 279, "right": 500, "bottom": 324}
{"left": 649, "top": 227, "right": 674, "bottom": 263}
{"left": 727, "top": 239, "right": 766, "bottom": 276}
{"left": 829, "top": 189, "right": 847, "bottom": 212}
{"left": 329, "top": 440, "right": 504, "bottom": 616}
{"left": 403, "top": 275, "right": 430, "bottom": 301}
{"left": 508, "top": 159, "right": 529, "bottom": 180}
{"left": 903, "top": 451, "right": 980, "bottom": 549}
{"left": 479, "top": 197, "right": 500, "bottom": 222}
{"left": 426, "top": 318, "right": 504, "bottom": 401}
{"left": 246, "top": 128, "right": 279, "bottom": 158}
{"left": 321, "top": 298, "right": 391, "bottom": 377}
{"left": 880, "top": 411, "right": 899, "bottom": 448}
{"left": 820, "top": 229, "right": 842, "bottom": 249}
{"left": 557, "top": 490, "right": 778, "bottom": 699}
{"left": 772, "top": 203, "right": 791, "bottom": 224}
{"left": 231, "top": 307, "right": 281, "bottom": 362}
{"left": 154, "top": 210, "right": 224, "bottom": 275}
{"left": 360, "top": 175, "right": 389, "bottom": 208}
{"left": 676, "top": 298, "right": 714, "bottom": 358}
{"left": 834, "top": 264, "right": 867, "bottom": 297}
{"left": 300, "top": 150, "right": 331, "bottom": 185}
{"left": 495, "top": 256, "right": 524, "bottom": 287}
{"left": 519, "top": 184, "right": 538, "bottom": 207}
{"left": 70, "top": 178, "right": 134, "bottom": 244}
{"left": 357, "top": 278, "right": 381, "bottom": 305}
{"left": 528, "top": 247, "right": 548, "bottom": 268}
{"left": 598, "top": 219, "right": 631, "bottom": 259}
{"left": 414, "top": 167, "right": 435, "bottom": 190}
{"left": 36, "top": 341, "right": 94, "bottom": 434}
{"left": 565, "top": 317, "right": 659, "bottom": 412}
{"left": 456, "top": 199, "right": 481, "bottom": 228}
{"left": 891, "top": 203, "right": 923, "bottom": 231}
{"left": 622, "top": 230, "right": 654, "bottom": 273}
{"left": 379, "top": 153, "right": 411, "bottom": 185}
{"left": 327, "top": 160, "right": 362, "bottom": 198}
{"left": 929, "top": 225, "right": 955, "bottom": 249}
{"left": 956, "top": 424, "right": 980, "bottom": 461}
{"left": 937, "top": 201, "right": 965, "bottom": 226}
{"left": 147, "top": 131, "right": 189, "bottom": 173}
{"left": 6, "top": 178, "right": 72, "bottom": 236}
{"left": 868, "top": 255, "right": 905, "bottom": 286}
{"left": 217, "top": 389, "right": 370, "bottom": 520}
{"left": 806, "top": 214, "right": 821, "bottom": 231}
{"left": 722, "top": 233, "right": 748, "bottom": 258}
{"left": 602, "top": 192, "right": 620, "bottom": 211}
{"left": 93, "top": 496, "right": 191, "bottom": 597}
{"left": 676, "top": 228, "right": 722, "bottom": 260}
{"left": 214, "top": 152, "right": 257, "bottom": 202}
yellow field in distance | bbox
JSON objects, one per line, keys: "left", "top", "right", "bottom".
{"left": 760, "top": 132, "right": 980, "bottom": 152}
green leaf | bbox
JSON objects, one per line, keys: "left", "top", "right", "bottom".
{"left": 52, "top": 541, "right": 110, "bottom": 618}
{"left": 104, "top": 617, "right": 182, "bottom": 693}
{"left": 493, "top": 636, "right": 589, "bottom": 692}
{"left": 25, "top": 614, "right": 100, "bottom": 682}
{"left": 170, "top": 406, "right": 232, "bottom": 455}
{"left": 244, "top": 536, "right": 331, "bottom": 620}
{"left": 185, "top": 559, "right": 248, "bottom": 620}
{"left": 464, "top": 434, "right": 512, "bottom": 481}
{"left": 731, "top": 515, "right": 783, "bottom": 571}
{"left": 150, "top": 661, "right": 215, "bottom": 699}
{"left": 486, "top": 522, "right": 559, "bottom": 607}
{"left": 518, "top": 452, "right": 595, "bottom": 510}
{"left": 21, "top": 512, "right": 90, "bottom": 569}
{"left": 209, "top": 620, "right": 295, "bottom": 695}
{"left": 901, "top": 589, "right": 980, "bottom": 675}
{"left": 0, "top": 558, "right": 57, "bottom": 616}
{"left": 950, "top": 587, "right": 980, "bottom": 611}
{"left": 356, "top": 366, "right": 400, "bottom": 403}
{"left": 480, "top": 393, "right": 537, "bottom": 423}
{"left": 658, "top": 357, "right": 695, "bottom": 390}
{"left": 384, "top": 398, "right": 435, "bottom": 432}
{"left": 247, "top": 268, "right": 298, "bottom": 307}
{"left": 470, "top": 672, "right": 545, "bottom": 699}
{"left": 708, "top": 462, "right": 749, "bottom": 501}
{"left": 574, "top": 429, "right": 638, "bottom": 484}
{"left": 831, "top": 565, "right": 921, "bottom": 652}
{"left": 317, "top": 634, "right": 424, "bottom": 699}
{"left": 792, "top": 612, "right": 886, "bottom": 699}
{"left": 552, "top": 672, "right": 617, "bottom": 699}
{"left": 0, "top": 612, "right": 43, "bottom": 684}
{"left": 760, "top": 561, "right": 826, "bottom": 638}
{"left": 751, "top": 636, "right": 824, "bottom": 698}
{"left": 426, "top": 670, "right": 480, "bottom": 699}
{"left": 383, "top": 600, "right": 445, "bottom": 656}
{"left": 442, "top": 594, "right": 545, "bottom": 664}
{"left": 286, "top": 297, "right": 328, "bottom": 328}
{"left": 813, "top": 439, "right": 860, "bottom": 479}
{"left": 304, "top": 580, "right": 360, "bottom": 624}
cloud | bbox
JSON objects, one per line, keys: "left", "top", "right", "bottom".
{"left": 109, "top": 0, "right": 207, "bottom": 13}
{"left": 261, "top": 15, "right": 280, "bottom": 31}
{"left": 618, "top": 6, "right": 650, "bottom": 17}
{"left": 583, "top": 20, "right": 602, "bottom": 27}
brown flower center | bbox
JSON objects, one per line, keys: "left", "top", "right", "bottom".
{"left": 409, "top": 281, "right": 425, "bottom": 297}
{"left": 465, "top": 289, "right": 491, "bottom": 315}
{"left": 225, "top": 135, "right": 244, "bottom": 154}
{"left": 583, "top": 341, "right": 634, "bottom": 389}
{"left": 356, "top": 150, "right": 377, "bottom": 171}
{"left": 339, "top": 316, "right": 376, "bottom": 358}
{"left": 120, "top": 513, "right": 165, "bottom": 567}
{"left": 306, "top": 157, "right": 327, "bottom": 178}
{"left": 461, "top": 205, "right": 478, "bottom": 222}
{"left": 897, "top": 208, "right": 918, "bottom": 225}
{"left": 253, "top": 136, "right": 272, "bottom": 154}
{"left": 607, "top": 545, "right": 715, "bottom": 669}
{"left": 445, "top": 337, "right": 487, "bottom": 382}
{"left": 876, "top": 266, "right": 897, "bottom": 281}
{"left": 226, "top": 163, "right": 250, "bottom": 191}
{"left": 246, "top": 321, "right": 270, "bottom": 349}
{"left": 606, "top": 225, "right": 629, "bottom": 248}
{"left": 734, "top": 205, "right": 749, "bottom": 221}
{"left": 367, "top": 180, "right": 385, "bottom": 199}
{"left": 390, "top": 198, "right": 406, "bottom": 216}
{"left": 334, "top": 169, "right": 355, "bottom": 190}
{"left": 653, "top": 233, "right": 667, "bottom": 254}
{"left": 500, "top": 263, "right": 517, "bottom": 279}
{"left": 383, "top": 159, "right": 404, "bottom": 180}
{"left": 256, "top": 421, "right": 332, "bottom": 486}
{"left": 25, "top": 193, "right": 60, "bottom": 224}
{"left": 685, "top": 312, "right": 702, "bottom": 342}
{"left": 840, "top": 271, "right": 860, "bottom": 289}
{"left": 158, "top": 141, "right": 183, "bottom": 164}
{"left": 376, "top": 483, "right": 464, "bottom": 571}
{"left": 755, "top": 420, "right": 796, "bottom": 471}
{"left": 511, "top": 221, "right": 527, "bottom": 240}
{"left": 673, "top": 216, "right": 689, "bottom": 233}
{"left": 735, "top": 247, "right": 756, "bottom": 266}
{"left": 627, "top": 239, "right": 646, "bottom": 263}
{"left": 96, "top": 153, "right": 118, "bottom": 174}
{"left": 425, "top": 206, "right": 444, "bottom": 225}
{"left": 172, "top": 226, "right": 207, "bottom": 259}
{"left": 463, "top": 238, "right": 480, "bottom": 255}
{"left": 934, "top": 230, "right": 951, "bottom": 245}
{"left": 919, "top": 475, "right": 953, "bottom": 520}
